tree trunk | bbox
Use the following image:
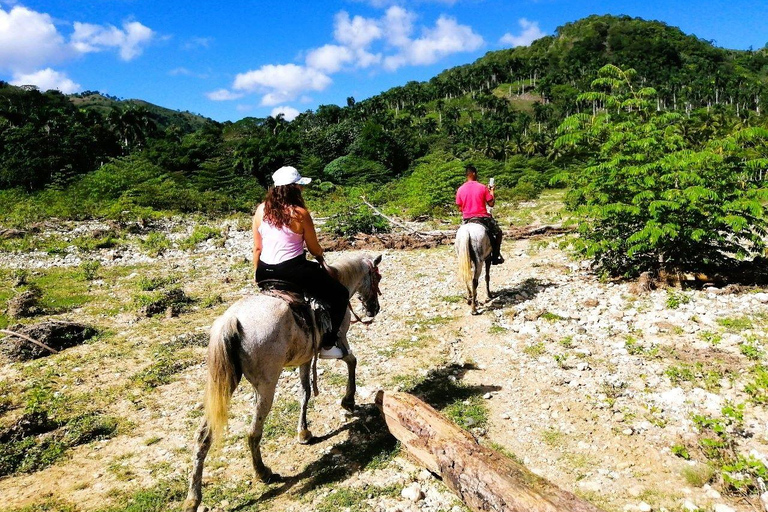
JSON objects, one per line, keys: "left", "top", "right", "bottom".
{"left": 376, "top": 391, "right": 605, "bottom": 512}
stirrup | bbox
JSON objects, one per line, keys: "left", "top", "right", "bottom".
{"left": 319, "top": 346, "right": 345, "bottom": 359}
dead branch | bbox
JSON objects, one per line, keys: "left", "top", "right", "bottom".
{"left": 1, "top": 328, "right": 60, "bottom": 354}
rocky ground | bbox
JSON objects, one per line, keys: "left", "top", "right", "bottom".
{"left": 1, "top": 211, "right": 767, "bottom": 512}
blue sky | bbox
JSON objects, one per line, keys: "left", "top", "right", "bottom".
{"left": 1, "top": 0, "right": 767, "bottom": 122}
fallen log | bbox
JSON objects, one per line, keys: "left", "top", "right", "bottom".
{"left": 375, "top": 390, "right": 604, "bottom": 512}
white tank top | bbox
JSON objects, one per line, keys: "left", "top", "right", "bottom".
{"left": 258, "top": 220, "right": 305, "bottom": 265}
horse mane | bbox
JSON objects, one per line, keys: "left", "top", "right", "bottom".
{"left": 331, "top": 254, "right": 369, "bottom": 290}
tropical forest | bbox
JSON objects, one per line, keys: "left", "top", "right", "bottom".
{"left": 2, "top": 14, "right": 768, "bottom": 512}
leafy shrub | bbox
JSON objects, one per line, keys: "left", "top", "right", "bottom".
{"left": 554, "top": 65, "right": 768, "bottom": 277}
{"left": 178, "top": 225, "right": 222, "bottom": 250}
{"left": 323, "top": 155, "right": 390, "bottom": 185}
{"left": 139, "top": 232, "right": 171, "bottom": 256}
{"left": 79, "top": 260, "right": 101, "bottom": 281}
{"left": 325, "top": 203, "right": 390, "bottom": 237}
{"left": 394, "top": 151, "right": 466, "bottom": 218}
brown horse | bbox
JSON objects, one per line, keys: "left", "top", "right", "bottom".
{"left": 183, "top": 254, "right": 382, "bottom": 512}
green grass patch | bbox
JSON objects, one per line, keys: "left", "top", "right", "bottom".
{"left": 665, "top": 290, "right": 691, "bottom": 309}
{"left": 405, "top": 315, "right": 454, "bottom": 332}
{"left": 263, "top": 399, "right": 301, "bottom": 440}
{"left": 139, "top": 232, "right": 171, "bottom": 256}
{"left": 315, "top": 484, "right": 402, "bottom": 512}
{"left": 94, "top": 477, "right": 187, "bottom": 512}
{"left": 745, "top": 365, "right": 768, "bottom": 404}
{"left": 441, "top": 294, "right": 464, "bottom": 303}
{"left": 625, "top": 336, "right": 658, "bottom": 356}
{"left": 131, "top": 336, "right": 200, "bottom": 389}
{"left": 0, "top": 410, "right": 119, "bottom": 477}
{"left": 740, "top": 338, "right": 764, "bottom": 361}
{"left": 681, "top": 463, "right": 716, "bottom": 487}
{"left": 523, "top": 341, "right": 546, "bottom": 358}
{"left": 540, "top": 311, "right": 566, "bottom": 321}
{"left": 717, "top": 316, "right": 753, "bottom": 332}
{"left": 489, "top": 324, "right": 506, "bottom": 334}
{"left": 698, "top": 330, "right": 722, "bottom": 346}
{"left": 443, "top": 395, "right": 488, "bottom": 429}
{"left": 178, "top": 225, "right": 222, "bottom": 251}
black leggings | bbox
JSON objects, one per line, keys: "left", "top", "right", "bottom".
{"left": 256, "top": 254, "right": 349, "bottom": 345}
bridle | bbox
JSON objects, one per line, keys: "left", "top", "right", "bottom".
{"left": 349, "top": 261, "right": 381, "bottom": 325}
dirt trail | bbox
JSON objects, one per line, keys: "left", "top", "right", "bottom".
{"left": 1, "top": 231, "right": 767, "bottom": 512}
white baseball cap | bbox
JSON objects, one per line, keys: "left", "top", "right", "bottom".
{"left": 272, "top": 166, "right": 311, "bottom": 187}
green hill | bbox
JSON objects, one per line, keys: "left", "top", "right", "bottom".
{"left": 70, "top": 92, "right": 212, "bottom": 132}
{"left": 2, "top": 14, "right": 768, "bottom": 225}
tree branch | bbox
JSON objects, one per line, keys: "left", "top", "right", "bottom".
{"left": 360, "top": 196, "right": 428, "bottom": 239}
{"left": 0, "top": 329, "right": 59, "bottom": 354}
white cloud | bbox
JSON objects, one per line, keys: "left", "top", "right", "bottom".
{"left": 169, "top": 67, "right": 209, "bottom": 79}
{"left": 270, "top": 105, "right": 300, "bottom": 121}
{"left": 220, "top": 7, "right": 482, "bottom": 107}
{"left": 0, "top": 6, "right": 67, "bottom": 72}
{"left": 500, "top": 18, "right": 546, "bottom": 48}
{"left": 183, "top": 37, "right": 212, "bottom": 50}
{"left": 354, "top": 48, "right": 381, "bottom": 68}
{"left": 10, "top": 68, "right": 80, "bottom": 93}
{"left": 382, "top": 6, "right": 415, "bottom": 48}
{"left": 71, "top": 20, "right": 154, "bottom": 61}
{"left": 233, "top": 64, "right": 332, "bottom": 106}
{"left": 384, "top": 15, "right": 483, "bottom": 70}
{"left": 306, "top": 44, "right": 354, "bottom": 73}
{"left": 334, "top": 11, "right": 382, "bottom": 49}
{"left": 206, "top": 88, "right": 244, "bottom": 101}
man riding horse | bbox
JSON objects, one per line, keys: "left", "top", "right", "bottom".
{"left": 455, "top": 165, "right": 504, "bottom": 265}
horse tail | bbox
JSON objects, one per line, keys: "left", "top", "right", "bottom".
{"left": 204, "top": 312, "right": 243, "bottom": 443}
{"left": 457, "top": 227, "right": 473, "bottom": 288}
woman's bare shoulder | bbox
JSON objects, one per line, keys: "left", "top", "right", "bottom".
{"left": 293, "top": 206, "right": 311, "bottom": 219}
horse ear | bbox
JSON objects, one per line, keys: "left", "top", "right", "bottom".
{"left": 374, "top": 254, "right": 382, "bottom": 266}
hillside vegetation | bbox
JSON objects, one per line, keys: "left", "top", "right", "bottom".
{"left": 1, "top": 14, "right": 768, "bottom": 277}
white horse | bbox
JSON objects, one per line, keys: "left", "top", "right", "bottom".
{"left": 455, "top": 223, "right": 492, "bottom": 315}
{"left": 183, "top": 254, "right": 382, "bottom": 512}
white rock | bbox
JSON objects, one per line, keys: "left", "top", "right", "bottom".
{"left": 638, "top": 502, "right": 652, "bottom": 512}
{"left": 713, "top": 505, "right": 735, "bottom": 512}
{"left": 401, "top": 483, "right": 424, "bottom": 502}
{"left": 682, "top": 500, "right": 699, "bottom": 511}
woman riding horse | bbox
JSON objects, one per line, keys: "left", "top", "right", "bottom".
{"left": 253, "top": 165, "right": 348, "bottom": 359}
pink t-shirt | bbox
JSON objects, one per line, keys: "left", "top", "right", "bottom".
{"left": 456, "top": 180, "right": 492, "bottom": 219}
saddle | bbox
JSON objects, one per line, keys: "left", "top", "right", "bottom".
{"left": 258, "top": 279, "right": 332, "bottom": 343}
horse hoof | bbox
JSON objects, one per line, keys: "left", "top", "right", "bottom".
{"left": 298, "top": 429, "right": 313, "bottom": 445}
{"left": 257, "top": 469, "right": 282, "bottom": 484}
{"left": 181, "top": 500, "right": 200, "bottom": 512}
{"left": 341, "top": 399, "right": 355, "bottom": 412}
{"left": 261, "top": 472, "right": 282, "bottom": 484}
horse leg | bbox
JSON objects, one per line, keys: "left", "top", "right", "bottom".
{"left": 297, "top": 362, "right": 312, "bottom": 444}
{"left": 471, "top": 262, "right": 481, "bottom": 315}
{"left": 182, "top": 419, "right": 212, "bottom": 512}
{"left": 341, "top": 351, "right": 357, "bottom": 412}
{"left": 485, "top": 258, "right": 492, "bottom": 299}
{"left": 248, "top": 378, "right": 281, "bottom": 483}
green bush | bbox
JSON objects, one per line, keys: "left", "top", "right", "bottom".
{"left": 555, "top": 65, "right": 768, "bottom": 277}
{"left": 323, "top": 155, "right": 390, "bottom": 185}
{"left": 394, "top": 151, "right": 465, "bottom": 218}
{"left": 324, "top": 203, "right": 390, "bottom": 237}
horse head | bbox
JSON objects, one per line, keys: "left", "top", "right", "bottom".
{"left": 358, "top": 254, "right": 382, "bottom": 318}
